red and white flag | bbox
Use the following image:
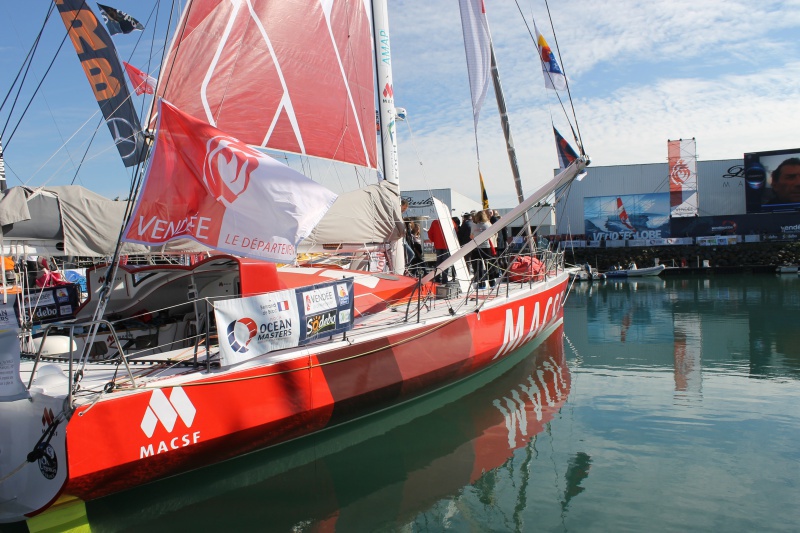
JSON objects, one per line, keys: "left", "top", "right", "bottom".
{"left": 123, "top": 100, "right": 338, "bottom": 263}
{"left": 123, "top": 61, "right": 156, "bottom": 95}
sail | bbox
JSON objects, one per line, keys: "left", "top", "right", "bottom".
{"left": 54, "top": 0, "right": 147, "bottom": 167}
{"left": 155, "top": 0, "right": 377, "bottom": 169}
{"left": 616, "top": 197, "right": 635, "bottom": 230}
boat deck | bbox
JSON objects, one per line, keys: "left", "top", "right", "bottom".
{"left": 20, "top": 279, "right": 547, "bottom": 406}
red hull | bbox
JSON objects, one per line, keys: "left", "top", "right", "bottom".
{"left": 63, "top": 277, "right": 568, "bottom": 501}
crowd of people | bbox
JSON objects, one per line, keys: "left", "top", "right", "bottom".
{"left": 402, "top": 200, "right": 511, "bottom": 290}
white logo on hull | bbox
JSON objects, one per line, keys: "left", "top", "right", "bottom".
{"left": 140, "top": 387, "right": 196, "bottom": 437}
{"left": 494, "top": 293, "right": 562, "bottom": 360}
{"left": 139, "top": 387, "right": 200, "bottom": 459}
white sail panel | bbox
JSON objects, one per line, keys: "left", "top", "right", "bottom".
{"left": 157, "top": 0, "right": 377, "bottom": 168}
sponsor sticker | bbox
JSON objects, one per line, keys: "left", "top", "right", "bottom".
{"left": 306, "top": 310, "right": 337, "bottom": 337}
{"left": 339, "top": 309, "right": 351, "bottom": 324}
{"left": 336, "top": 283, "right": 350, "bottom": 305}
{"left": 38, "top": 444, "right": 58, "bottom": 480}
{"left": 302, "top": 287, "right": 337, "bottom": 314}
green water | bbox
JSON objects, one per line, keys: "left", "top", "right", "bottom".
{"left": 8, "top": 274, "right": 800, "bottom": 532}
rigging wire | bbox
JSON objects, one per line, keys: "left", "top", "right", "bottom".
{"left": 0, "top": 2, "right": 85, "bottom": 152}
{"left": 149, "top": 0, "right": 186, "bottom": 126}
{"left": 0, "top": 3, "right": 55, "bottom": 119}
{"left": 543, "top": 0, "right": 584, "bottom": 153}
{"left": 511, "top": 0, "right": 583, "bottom": 154}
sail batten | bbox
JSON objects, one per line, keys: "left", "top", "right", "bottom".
{"left": 157, "top": 0, "right": 377, "bottom": 169}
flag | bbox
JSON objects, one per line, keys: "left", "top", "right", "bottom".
{"left": 123, "top": 100, "right": 338, "bottom": 263}
{"left": 97, "top": 3, "right": 144, "bottom": 35}
{"left": 554, "top": 127, "right": 579, "bottom": 169}
{"left": 479, "top": 171, "right": 489, "bottom": 209}
{"left": 123, "top": 62, "right": 156, "bottom": 95}
{"left": 534, "top": 23, "right": 567, "bottom": 91}
{"left": 459, "top": 0, "right": 492, "bottom": 131}
{"left": 55, "top": 0, "right": 146, "bottom": 167}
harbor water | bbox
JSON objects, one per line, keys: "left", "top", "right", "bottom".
{"left": 7, "top": 274, "right": 800, "bottom": 532}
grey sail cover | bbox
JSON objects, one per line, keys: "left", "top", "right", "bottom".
{"left": 302, "top": 180, "right": 405, "bottom": 246}
{"left": 0, "top": 186, "right": 207, "bottom": 256}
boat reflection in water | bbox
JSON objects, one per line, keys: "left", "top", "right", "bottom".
{"left": 84, "top": 322, "right": 571, "bottom": 531}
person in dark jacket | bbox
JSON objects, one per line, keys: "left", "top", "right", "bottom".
{"left": 458, "top": 214, "right": 473, "bottom": 273}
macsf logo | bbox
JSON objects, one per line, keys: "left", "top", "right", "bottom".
{"left": 203, "top": 136, "right": 260, "bottom": 206}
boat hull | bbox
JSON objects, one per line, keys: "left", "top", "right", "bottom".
{"left": 1, "top": 275, "right": 568, "bottom": 521}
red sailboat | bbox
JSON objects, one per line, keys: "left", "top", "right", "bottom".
{"left": 0, "top": 0, "right": 588, "bottom": 523}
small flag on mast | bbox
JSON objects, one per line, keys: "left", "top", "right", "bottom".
{"left": 534, "top": 23, "right": 567, "bottom": 91}
{"left": 553, "top": 127, "right": 579, "bottom": 169}
{"left": 479, "top": 171, "right": 489, "bottom": 209}
{"left": 123, "top": 62, "right": 156, "bottom": 95}
{"left": 97, "top": 3, "right": 144, "bottom": 35}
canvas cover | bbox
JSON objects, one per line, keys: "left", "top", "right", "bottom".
{"left": 0, "top": 186, "right": 207, "bottom": 256}
{"left": 302, "top": 180, "right": 404, "bottom": 247}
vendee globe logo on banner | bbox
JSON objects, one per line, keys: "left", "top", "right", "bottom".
{"left": 214, "top": 279, "right": 355, "bottom": 366}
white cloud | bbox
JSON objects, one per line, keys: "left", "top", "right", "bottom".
{"left": 388, "top": 0, "right": 800, "bottom": 207}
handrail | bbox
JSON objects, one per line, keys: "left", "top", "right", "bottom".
{"left": 27, "top": 320, "right": 139, "bottom": 406}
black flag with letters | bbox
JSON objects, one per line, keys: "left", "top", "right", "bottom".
{"left": 97, "top": 3, "right": 145, "bottom": 35}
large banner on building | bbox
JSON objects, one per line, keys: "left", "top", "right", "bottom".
{"left": 214, "top": 279, "right": 354, "bottom": 366}
{"left": 584, "top": 193, "right": 670, "bottom": 241}
{"left": 668, "top": 139, "right": 698, "bottom": 217}
{"left": 743, "top": 148, "right": 800, "bottom": 213}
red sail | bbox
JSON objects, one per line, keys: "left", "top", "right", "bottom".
{"left": 156, "top": 0, "right": 377, "bottom": 168}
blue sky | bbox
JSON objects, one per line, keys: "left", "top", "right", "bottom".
{"left": 2, "top": 0, "right": 799, "bottom": 207}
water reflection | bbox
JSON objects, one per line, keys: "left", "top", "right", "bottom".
{"left": 567, "top": 274, "right": 800, "bottom": 384}
{"left": 86, "top": 323, "right": 572, "bottom": 532}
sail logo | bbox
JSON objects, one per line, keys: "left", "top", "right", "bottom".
{"left": 140, "top": 387, "right": 200, "bottom": 459}
{"left": 226, "top": 317, "right": 258, "bottom": 353}
{"left": 203, "top": 135, "right": 258, "bottom": 206}
{"left": 494, "top": 293, "right": 561, "bottom": 359}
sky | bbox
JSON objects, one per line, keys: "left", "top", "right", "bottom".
{"left": 1, "top": 0, "right": 799, "bottom": 208}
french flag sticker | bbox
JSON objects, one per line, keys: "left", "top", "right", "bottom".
{"left": 278, "top": 301, "right": 290, "bottom": 311}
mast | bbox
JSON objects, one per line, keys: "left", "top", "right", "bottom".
{"left": 372, "top": 0, "right": 399, "bottom": 185}
{"left": 489, "top": 43, "right": 533, "bottom": 243}
{"left": 372, "top": 0, "right": 405, "bottom": 275}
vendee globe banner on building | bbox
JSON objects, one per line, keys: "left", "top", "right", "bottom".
{"left": 214, "top": 279, "right": 354, "bottom": 366}
{"left": 668, "top": 139, "right": 698, "bottom": 217}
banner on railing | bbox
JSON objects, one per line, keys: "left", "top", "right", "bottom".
{"left": 214, "top": 279, "right": 354, "bottom": 366}
{"left": 0, "top": 300, "right": 26, "bottom": 401}
{"left": 17, "top": 285, "right": 81, "bottom": 324}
